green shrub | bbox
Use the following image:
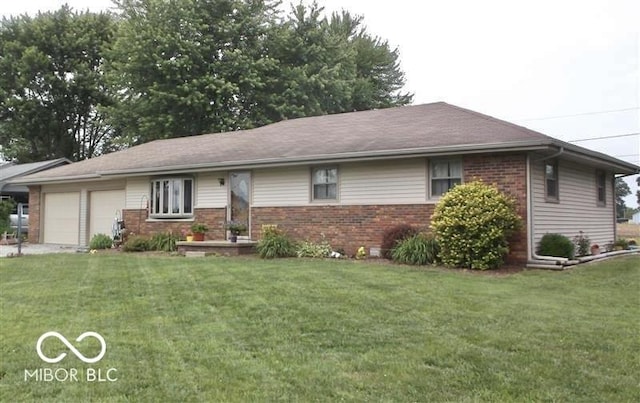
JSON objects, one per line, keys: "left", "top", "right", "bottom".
{"left": 614, "top": 238, "right": 629, "bottom": 250}
{"left": 149, "top": 232, "right": 179, "bottom": 252}
{"left": 89, "top": 233, "right": 113, "bottom": 250}
{"left": 122, "top": 236, "right": 150, "bottom": 252}
{"left": 0, "top": 199, "right": 15, "bottom": 235}
{"left": 256, "top": 225, "right": 296, "bottom": 258}
{"left": 391, "top": 233, "right": 440, "bottom": 265}
{"left": 538, "top": 233, "right": 575, "bottom": 259}
{"left": 296, "top": 235, "right": 332, "bottom": 258}
{"left": 381, "top": 224, "right": 418, "bottom": 259}
{"left": 431, "top": 181, "right": 522, "bottom": 270}
{"left": 573, "top": 231, "right": 590, "bottom": 257}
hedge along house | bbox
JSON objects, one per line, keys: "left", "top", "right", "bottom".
{"left": 14, "top": 102, "right": 639, "bottom": 263}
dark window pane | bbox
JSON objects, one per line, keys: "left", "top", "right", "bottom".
{"left": 184, "top": 180, "right": 193, "bottom": 214}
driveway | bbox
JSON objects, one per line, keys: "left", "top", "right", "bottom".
{"left": 0, "top": 243, "right": 80, "bottom": 258}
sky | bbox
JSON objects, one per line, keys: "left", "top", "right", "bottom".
{"left": 2, "top": 0, "right": 639, "bottom": 207}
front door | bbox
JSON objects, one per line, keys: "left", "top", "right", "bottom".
{"left": 229, "top": 172, "right": 251, "bottom": 238}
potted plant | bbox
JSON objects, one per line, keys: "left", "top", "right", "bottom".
{"left": 590, "top": 244, "right": 600, "bottom": 255}
{"left": 190, "top": 223, "right": 208, "bottom": 241}
{"left": 226, "top": 221, "right": 247, "bottom": 243}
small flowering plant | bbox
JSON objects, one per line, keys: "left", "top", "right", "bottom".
{"left": 226, "top": 221, "right": 247, "bottom": 235}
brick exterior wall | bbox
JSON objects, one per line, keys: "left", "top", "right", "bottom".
{"left": 252, "top": 204, "right": 436, "bottom": 256}
{"left": 462, "top": 154, "right": 528, "bottom": 263}
{"left": 122, "top": 208, "right": 227, "bottom": 240}
{"left": 27, "top": 186, "right": 42, "bottom": 244}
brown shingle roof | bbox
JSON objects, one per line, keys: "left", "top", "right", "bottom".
{"left": 17, "top": 102, "right": 638, "bottom": 182}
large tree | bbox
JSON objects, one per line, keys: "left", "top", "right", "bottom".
{"left": 259, "top": 4, "right": 412, "bottom": 123}
{"left": 107, "top": 0, "right": 413, "bottom": 144}
{"left": 108, "top": 0, "right": 281, "bottom": 144}
{"left": 0, "top": 6, "right": 118, "bottom": 162}
{"left": 615, "top": 177, "right": 631, "bottom": 219}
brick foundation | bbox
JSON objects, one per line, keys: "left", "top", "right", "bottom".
{"left": 122, "top": 208, "right": 227, "bottom": 240}
{"left": 252, "top": 204, "right": 436, "bottom": 256}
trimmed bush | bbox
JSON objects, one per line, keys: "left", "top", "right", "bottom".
{"left": 431, "top": 181, "right": 522, "bottom": 270}
{"left": 381, "top": 224, "right": 418, "bottom": 259}
{"left": 256, "top": 225, "right": 296, "bottom": 258}
{"left": 149, "top": 232, "right": 179, "bottom": 252}
{"left": 296, "top": 235, "right": 332, "bottom": 258}
{"left": 538, "top": 233, "right": 575, "bottom": 259}
{"left": 89, "top": 233, "right": 113, "bottom": 250}
{"left": 392, "top": 233, "right": 440, "bottom": 265}
{"left": 122, "top": 236, "right": 150, "bottom": 252}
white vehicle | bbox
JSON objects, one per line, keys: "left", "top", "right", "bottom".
{"left": 9, "top": 204, "right": 28, "bottom": 233}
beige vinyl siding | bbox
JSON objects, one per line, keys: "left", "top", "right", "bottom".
{"left": 126, "top": 177, "right": 149, "bottom": 209}
{"left": 340, "top": 159, "right": 427, "bottom": 205}
{"left": 531, "top": 159, "right": 615, "bottom": 250}
{"left": 196, "top": 172, "right": 227, "bottom": 208}
{"left": 253, "top": 167, "right": 310, "bottom": 207}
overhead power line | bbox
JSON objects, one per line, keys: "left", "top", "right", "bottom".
{"left": 567, "top": 132, "right": 640, "bottom": 143}
{"left": 517, "top": 107, "right": 639, "bottom": 122}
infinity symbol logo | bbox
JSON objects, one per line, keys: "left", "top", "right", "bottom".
{"left": 36, "top": 331, "right": 107, "bottom": 364}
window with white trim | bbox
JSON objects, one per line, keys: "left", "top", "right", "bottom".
{"left": 430, "top": 159, "right": 462, "bottom": 197}
{"left": 545, "top": 161, "right": 559, "bottom": 201}
{"left": 596, "top": 170, "right": 606, "bottom": 206}
{"left": 150, "top": 178, "right": 194, "bottom": 218}
{"left": 312, "top": 167, "right": 338, "bottom": 200}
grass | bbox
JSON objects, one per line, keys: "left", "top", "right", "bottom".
{"left": 1, "top": 254, "right": 639, "bottom": 402}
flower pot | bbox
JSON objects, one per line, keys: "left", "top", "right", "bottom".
{"left": 186, "top": 235, "right": 194, "bottom": 242}
{"left": 193, "top": 232, "right": 205, "bottom": 241}
{"left": 230, "top": 235, "right": 238, "bottom": 243}
{"left": 590, "top": 245, "right": 600, "bottom": 255}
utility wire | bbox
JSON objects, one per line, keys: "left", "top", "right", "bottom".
{"left": 517, "top": 107, "right": 639, "bottom": 122}
{"left": 567, "top": 132, "right": 639, "bottom": 143}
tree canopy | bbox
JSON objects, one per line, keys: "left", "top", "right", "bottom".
{"left": 615, "top": 177, "right": 631, "bottom": 218}
{"left": 0, "top": 0, "right": 413, "bottom": 161}
{"left": 107, "top": 0, "right": 412, "bottom": 145}
{"left": 0, "top": 6, "right": 118, "bottom": 162}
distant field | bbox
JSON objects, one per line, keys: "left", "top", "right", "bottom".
{"left": 618, "top": 223, "right": 640, "bottom": 240}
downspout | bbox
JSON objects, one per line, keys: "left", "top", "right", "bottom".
{"left": 528, "top": 148, "right": 570, "bottom": 265}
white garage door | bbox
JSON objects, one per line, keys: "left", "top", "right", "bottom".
{"left": 89, "top": 190, "right": 126, "bottom": 240}
{"left": 43, "top": 192, "right": 80, "bottom": 245}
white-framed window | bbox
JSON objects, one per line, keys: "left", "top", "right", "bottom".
{"left": 596, "top": 170, "right": 606, "bottom": 206}
{"left": 430, "top": 159, "right": 462, "bottom": 197}
{"left": 150, "top": 178, "right": 194, "bottom": 218}
{"left": 312, "top": 167, "right": 338, "bottom": 201}
{"left": 545, "top": 161, "right": 559, "bottom": 202}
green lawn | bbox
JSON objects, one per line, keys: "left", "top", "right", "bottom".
{"left": 1, "top": 254, "right": 638, "bottom": 402}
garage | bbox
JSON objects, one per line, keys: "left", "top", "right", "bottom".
{"left": 89, "top": 190, "right": 126, "bottom": 240}
{"left": 43, "top": 192, "right": 80, "bottom": 244}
